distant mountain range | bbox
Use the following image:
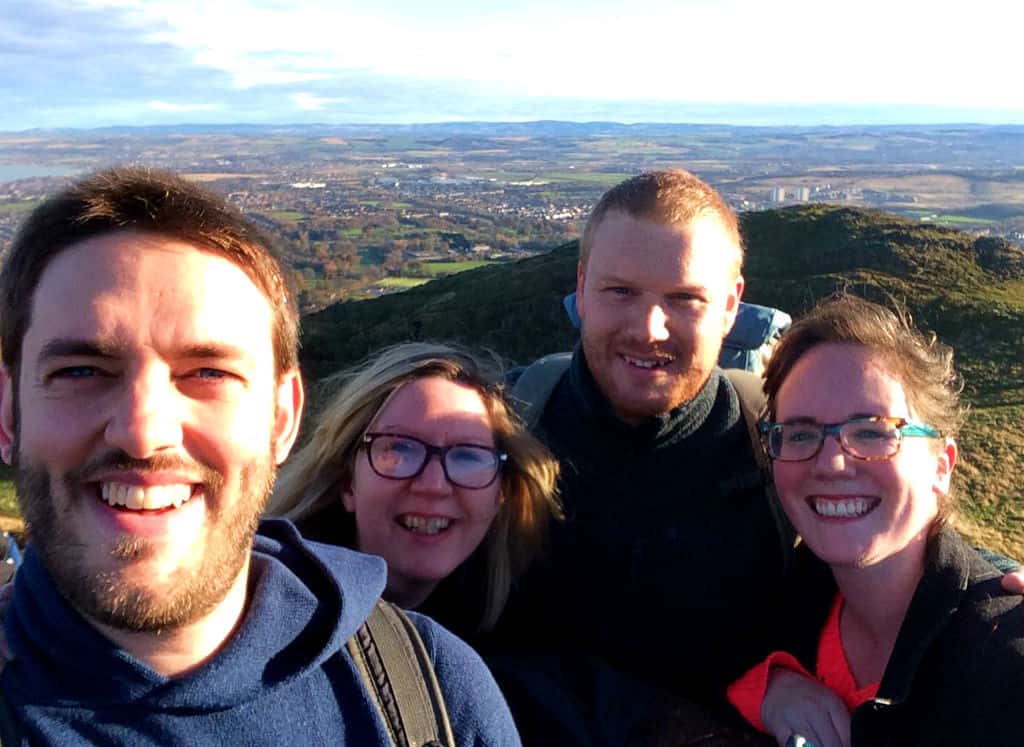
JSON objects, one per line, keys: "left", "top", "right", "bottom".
{"left": 300, "top": 204, "right": 1024, "bottom": 553}
{"left": 19, "top": 121, "right": 1024, "bottom": 137}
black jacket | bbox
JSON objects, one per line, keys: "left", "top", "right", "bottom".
{"left": 486, "top": 348, "right": 810, "bottom": 745}
{"left": 782, "top": 528, "right": 1024, "bottom": 746}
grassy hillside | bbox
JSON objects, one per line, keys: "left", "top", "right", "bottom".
{"left": 301, "top": 204, "right": 1024, "bottom": 555}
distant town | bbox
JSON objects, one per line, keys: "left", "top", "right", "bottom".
{"left": 2, "top": 122, "right": 1022, "bottom": 311}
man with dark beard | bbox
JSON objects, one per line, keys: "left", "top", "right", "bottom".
{"left": 0, "top": 167, "right": 517, "bottom": 745}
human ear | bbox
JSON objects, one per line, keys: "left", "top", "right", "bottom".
{"left": 0, "top": 367, "right": 15, "bottom": 465}
{"left": 272, "top": 369, "right": 304, "bottom": 465}
{"left": 933, "top": 438, "right": 958, "bottom": 495}
{"left": 575, "top": 260, "right": 587, "bottom": 322}
{"left": 721, "top": 274, "right": 745, "bottom": 336}
{"left": 340, "top": 483, "right": 356, "bottom": 513}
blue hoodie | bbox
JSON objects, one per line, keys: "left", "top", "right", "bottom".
{"left": 1, "top": 519, "right": 519, "bottom": 746}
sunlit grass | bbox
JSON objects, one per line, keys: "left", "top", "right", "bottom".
{"left": 0, "top": 477, "right": 18, "bottom": 519}
{"left": 375, "top": 277, "right": 430, "bottom": 288}
{"left": 421, "top": 261, "right": 494, "bottom": 276}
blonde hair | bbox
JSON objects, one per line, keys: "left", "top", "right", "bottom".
{"left": 267, "top": 342, "right": 561, "bottom": 629}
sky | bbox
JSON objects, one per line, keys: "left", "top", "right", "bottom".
{"left": 4, "top": 0, "right": 1023, "bottom": 131}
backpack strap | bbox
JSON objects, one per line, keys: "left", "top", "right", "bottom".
{"left": 346, "top": 600, "right": 455, "bottom": 747}
{"left": 724, "top": 369, "right": 798, "bottom": 561}
{"left": 509, "top": 352, "right": 572, "bottom": 430}
{"left": 0, "top": 687, "right": 23, "bottom": 747}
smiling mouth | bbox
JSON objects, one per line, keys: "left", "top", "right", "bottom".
{"left": 100, "top": 482, "right": 196, "bottom": 512}
{"left": 397, "top": 515, "right": 452, "bottom": 535}
{"left": 621, "top": 354, "right": 675, "bottom": 370}
{"left": 809, "top": 497, "right": 880, "bottom": 519}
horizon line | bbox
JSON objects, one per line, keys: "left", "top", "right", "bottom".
{"left": 6, "top": 118, "right": 1024, "bottom": 136}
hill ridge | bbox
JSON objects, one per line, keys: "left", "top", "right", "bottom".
{"left": 299, "top": 203, "right": 1024, "bottom": 555}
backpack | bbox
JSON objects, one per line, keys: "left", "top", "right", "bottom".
{"left": 509, "top": 353, "right": 796, "bottom": 559}
{"left": 718, "top": 302, "right": 792, "bottom": 376}
{"left": 0, "top": 600, "right": 454, "bottom": 747}
{"left": 347, "top": 601, "right": 456, "bottom": 747}
{"left": 560, "top": 294, "right": 791, "bottom": 376}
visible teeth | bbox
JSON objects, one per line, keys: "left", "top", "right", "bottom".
{"left": 400, "top": 516, "right": 452, "bottom": 534}
{"left": 624, "top": 355, "right": 675, "bottom": 369}
{"left": 101, "top": 483, "right": 192, "bottom": 511}
{"left": 813, "top": 498, "right": 872, "bottom": 518}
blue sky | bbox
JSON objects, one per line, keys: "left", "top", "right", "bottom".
{"left": 5, "top": 0, "right": 1022, "bottom": 131}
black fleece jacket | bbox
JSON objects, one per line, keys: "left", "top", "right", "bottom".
{"left": 486, "top": 348, "right": 815, "bottom": 747}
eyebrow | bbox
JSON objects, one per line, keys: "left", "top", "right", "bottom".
{"left": 599, "top": 274, "right": 708, "bottom": 293}
{"left": 780, "top": 413, "right": 883, "bottom": 425}
{"left": 37, "top": 338, "right": 253, "bottom": 364}
{"left": 38, "top": 338, "right": 124, "bottom": 361}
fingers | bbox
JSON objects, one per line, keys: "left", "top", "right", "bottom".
{"left": 762, "top": 670, "right": 850, "bottom": 747}
{"left": 999, "top": 569, "right": 1024, "bottom": 595}
{"left": 827, "top": 701, "right": 852, "bottom": 747}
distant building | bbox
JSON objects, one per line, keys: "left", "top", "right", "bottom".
{"left": 797, "top": 187, "right": 811, "bottom": 201}
{"left": 770, "top": 187, "right": 787, "bottom": 203}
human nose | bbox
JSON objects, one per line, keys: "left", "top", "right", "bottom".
{"left": 644, "top": 303, "right": 670, "bottom": 343}
{"left": 410, "top": 452, "right": 450, "bottom": 494}
{"left": 104, "top": 366, "right": 183, "bottom": 458}
{"left": 810, "top": 431, "right": 854, "bottom": 477}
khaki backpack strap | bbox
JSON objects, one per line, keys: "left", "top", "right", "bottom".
{"left": 346, "top": 600, "right": 455, "bottom": 747}
{"left": 509, "top": 352, "right": 572, "bottom": 430}
{"left": 724, "top": 369, "right": 798, "bottom": 557}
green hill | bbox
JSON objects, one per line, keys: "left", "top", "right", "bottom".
{"left": 301, "top": 204, "right": 1024, "bottom": 555}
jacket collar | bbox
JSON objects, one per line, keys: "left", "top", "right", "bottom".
{"left": 875, "top": 527, "right": 984, "bottom": 704}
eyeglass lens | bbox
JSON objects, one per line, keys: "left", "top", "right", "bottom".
{"left": 368, "top": 434, "right": 501, "bottom": 488}
{"left": 769, "top": 420, "right": 902, "bottom": 461}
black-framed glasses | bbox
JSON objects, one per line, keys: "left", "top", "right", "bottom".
{"left": 361, "top": 432, "right": 507, "bottom": 489}
{"left": 759, "top": 416, "right": 940, "bottom": 462}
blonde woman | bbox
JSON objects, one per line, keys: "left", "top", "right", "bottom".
{"left": 268, "top": 342, "right": 561, "bottom": 635}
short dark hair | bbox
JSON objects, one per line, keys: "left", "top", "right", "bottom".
{"left": 580, "top": 170, "right": 744, "bottom": 270}
{"left": 0, "top": 166, "right": 299, "bottom": 377}
{"left": 763, "top": 293, "right": 965, "bottom": 526}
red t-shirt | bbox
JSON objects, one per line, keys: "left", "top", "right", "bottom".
{"left": 727, "top": 594, "right": 881, "bottom": 731}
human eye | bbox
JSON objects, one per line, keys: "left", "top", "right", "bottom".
{"left": 604, "top": 286, "right": 635, "bottom": 298}
{"left": 50, "top": 365, "right": 103, "bottom": 379}
{"left": 847, "top": 422, "right": 898, "bottom": 443}
{"left": 783, "top": 424, "right": 820, "bottom": 443}
{"left": 667, "top": 291, "right": 705, "bottom": 306}
{"left": 383, "top": 436, "right": 420, "bottom": 456}
{"left": 180, "top": 365, "right": 246, "bottom": 390}
{"left": 43, "top": 363, "right": 114, "bottom": 388}
{"left": 193, "top": 368, "right": 230, "bottom": 379}
{"left": 449, "top": 445, "right": 496, "bottom": 466}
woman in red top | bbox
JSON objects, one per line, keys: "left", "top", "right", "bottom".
{"left": 728, "top": 294, "right": 1024, "bottom": 747}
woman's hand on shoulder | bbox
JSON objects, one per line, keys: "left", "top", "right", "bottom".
{"left": 999, "top": 568, "right": 1024, "bottom": 594}
{"left": 762, "top": 668, "right": 851, "bottom": 747}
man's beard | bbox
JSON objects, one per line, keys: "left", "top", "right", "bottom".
{"left": 16, "top": 450, "right": 276, "bottom": 633}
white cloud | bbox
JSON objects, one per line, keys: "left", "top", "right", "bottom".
{"left": 291, "top": 92, "right": 347, "bottom": 110}
{"left": 73, "top": 0, "right": 1021, "bottom": 109}
{"left": 4, "top": 0, "right": 1021, "bottom": 129}
{"left": 147, "top": 100, "right": 221, "bottom": 112}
